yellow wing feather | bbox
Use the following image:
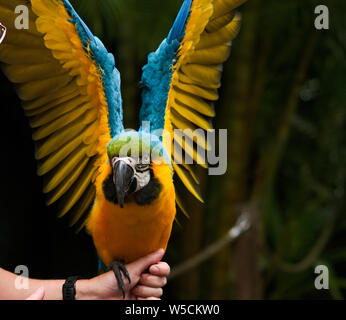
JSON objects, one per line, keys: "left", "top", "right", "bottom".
{"left": 163, "top": 0, "right": 245, "bottom": 203}
{"left": 0, "top": 0, "right": 114, "bottom": 226}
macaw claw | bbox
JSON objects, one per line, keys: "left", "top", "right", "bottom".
{"left": 107, "top": 260, "right": 131, "bottom": 299}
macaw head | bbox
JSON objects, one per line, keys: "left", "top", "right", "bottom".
{"left": 106, "top": 131, "right": 171, "bottom": 208}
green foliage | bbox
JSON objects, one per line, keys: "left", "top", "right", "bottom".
{"left": 257, "top": 0, "right": 346, "bottom": 299}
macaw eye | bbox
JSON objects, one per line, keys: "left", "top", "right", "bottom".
{"left": 141, "top": 154, "right": 150, "bottom": 164}
{"left": 135, "top": 164, "right": 150, "bottom": 172}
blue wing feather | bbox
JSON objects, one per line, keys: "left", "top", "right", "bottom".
{"left": 139, "top": 0, "right": 192, "bottom": 132}
{"left": 140, "top": 39, "right": 180, "bottom": 132}
{"left": 62, "top": 0, "right": 96, "bottom": 48}
{"left": 167, "top": 0, "right": 193, "bottom": 43}
{"left": 62, "top": 0, "right": 124, "bottom": 138}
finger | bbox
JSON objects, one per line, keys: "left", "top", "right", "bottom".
{"left": 139, "top": 273, "right": 167, "bottom": 288}
{"left": 137, "top": 297, "right": 161, "bottom": 300}
{"left": 131, "top": 285, "right": 163, "bottom": 298}
{"left": 149, "top": 262, "right": 170, "bottom": 277}
{"left": 127, "top": 249, "right": 165, "bottom": 276}
{"left": 26, "top": 287, "right": 45, "bottom": 300}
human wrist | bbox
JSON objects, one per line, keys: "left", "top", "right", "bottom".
{"left": 75, "top": 279, "right": 99, "bottom": 300}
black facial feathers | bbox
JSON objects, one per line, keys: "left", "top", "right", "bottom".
{"left": 134, "top": 171, "right": 162, "bottom": 205}
{"left": 102, "top": 169, "right": 162, "bottom": 206}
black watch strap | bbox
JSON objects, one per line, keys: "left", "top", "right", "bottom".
{"left": 62, "top": 276, "right": 79, "bottom": 300}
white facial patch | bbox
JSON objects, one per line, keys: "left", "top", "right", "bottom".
{"left": 134, "top": 170, "right": 150, "bottom": 192}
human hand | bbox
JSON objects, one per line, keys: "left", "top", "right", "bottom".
{"left": 131, "top": 260, "right": 170, "bottom": 300}
{"left": 77, "top": 249, "right": 170, "bottom": 300}
{"left": 26, "top": 287, "right": 45, "bottom": 300}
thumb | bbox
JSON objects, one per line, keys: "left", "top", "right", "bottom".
{"left": 127, "top": 249, "right": 165, "bottom": 277}
{"left": 26, "top": 287, "right": 45, "bottom": 300}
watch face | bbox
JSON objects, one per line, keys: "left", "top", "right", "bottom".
{"left": 0, "top": 22, "right": 6, "bottom": 44}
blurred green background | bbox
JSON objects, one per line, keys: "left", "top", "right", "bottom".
{"left": 0, "top": 0, "right": 345, "bottom": 300}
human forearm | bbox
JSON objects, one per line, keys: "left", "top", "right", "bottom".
{"left": 0, "top": 268, "right": 95, "bottom": 300}
{"left": 0, "top": 268, "right": 63, "bottom": 300}
{"left": 0, "top": 250, "right": 169, "bottom": 300}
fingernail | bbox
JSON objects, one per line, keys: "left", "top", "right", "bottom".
{"left": 151, "top": 265, "right": 160, "bottom": 273}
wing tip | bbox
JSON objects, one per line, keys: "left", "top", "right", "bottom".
{"left": 167, "top": 0, "right": 193, "bottom": 43}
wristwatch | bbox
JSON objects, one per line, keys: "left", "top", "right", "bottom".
{"left": 62, "top": 276, "right": 79, "bottom": 300}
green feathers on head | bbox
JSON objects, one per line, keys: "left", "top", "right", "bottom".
{"left": 107, "top": 131, "right": 171, "bottom": 165}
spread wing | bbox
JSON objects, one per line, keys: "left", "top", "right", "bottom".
{"left": 0, "top": 0, "right": 123, "bottom": 227}
{"left": 139, "top": 0, "right": 245, "bottom": 211}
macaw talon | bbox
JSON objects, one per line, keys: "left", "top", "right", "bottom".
{"left": 107, "top": 260, "right": 131, "bottom": 299}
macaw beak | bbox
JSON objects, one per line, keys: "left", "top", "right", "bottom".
{"left": 113, "top": 159, "right": 135, "bottom": 208}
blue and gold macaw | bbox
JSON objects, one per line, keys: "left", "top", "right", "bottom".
{"left": 0, "top": 0, "right": 246, "bottom": 295}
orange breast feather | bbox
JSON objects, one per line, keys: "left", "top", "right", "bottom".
{"left": 86, "top": 162, "right": 176, "bottom": 265}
